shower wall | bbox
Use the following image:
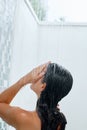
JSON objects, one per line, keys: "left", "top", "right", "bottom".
{"left": 0, "top": 0, "right": 17, "bottom": 130}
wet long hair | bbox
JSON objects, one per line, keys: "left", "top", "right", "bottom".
{"left": 36, "top": 63, "right": 73, "bottom": 130}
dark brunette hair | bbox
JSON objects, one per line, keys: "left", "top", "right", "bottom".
{"left": 36, "top": 63, "right": 73, "bottom": 130}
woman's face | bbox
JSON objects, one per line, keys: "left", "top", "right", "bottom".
{"left": 30, "top": 78, "right": 46, "bottom": 97}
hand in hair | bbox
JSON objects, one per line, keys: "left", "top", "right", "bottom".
{"left": 20, "top": 62, "right": 50, "bottom": 86}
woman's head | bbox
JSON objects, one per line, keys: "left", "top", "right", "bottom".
{"left": 31, "top": 63, "right": 73, "bottom": 107}
{"left": 35, "top": 63, "right": 73, "bottom": 130}
{"left": 35, "top": 63, "right": 73, "bottom": 108}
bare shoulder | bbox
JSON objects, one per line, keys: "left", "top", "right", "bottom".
{"left": 13, "top": 107, "right": 33, "bottom": 122}
{"left": 14, "top": 108, "right": 41, "bottom": 130}
{"left": 11, "top": 107, "right": 35, "bottom": 128}
{"left": 0, "top": 103, "right": 41, "bottom": 130}
{"left": 0, "top": 103, "right": 32, "bottom": 127}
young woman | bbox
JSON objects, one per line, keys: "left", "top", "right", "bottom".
{"left": 0, "top": 62, "right": 73, "bottom": 130}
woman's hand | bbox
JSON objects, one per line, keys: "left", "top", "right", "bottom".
{"left": 20, "top": 62, "right": 50, "bottom": 86}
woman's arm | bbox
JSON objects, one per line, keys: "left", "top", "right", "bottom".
{"left": 0, "top": 62, "right": 49, "bottom": 127}
{"left": 0, "top": 62, "right": 49, "bottom": 104}
{"left": 0, "top": 80, "right": 23, "bottom": 104}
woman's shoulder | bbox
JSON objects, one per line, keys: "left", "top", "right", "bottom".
{"left": 14, "top": 107, "right": 35, "bottom": 122}
{"left": 15, "top": 108, "right": 41, "bottom": 130}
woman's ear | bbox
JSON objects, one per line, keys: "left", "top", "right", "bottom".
{"left": 40, "top": 83, "right": 46, "bottom": 92}
{"left": 57, "top": 124, "right": 61, "bottom": 130}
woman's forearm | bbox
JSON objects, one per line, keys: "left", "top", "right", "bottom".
{"left": 0, "top": 62, "right": 49, "bottom": 104}
{"left": 0, "top": 79, "right": 24, "bottom": 104}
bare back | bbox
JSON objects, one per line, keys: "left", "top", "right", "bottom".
{"left": 16, "top": 111, "right": 61, "bottom": 130}
{"left": 0, "top": 103, "right": 61, "bottom": 130}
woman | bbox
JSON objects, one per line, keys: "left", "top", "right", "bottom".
{"left": 0, "top": 62, "right": 73, "bottom": 130}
